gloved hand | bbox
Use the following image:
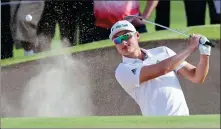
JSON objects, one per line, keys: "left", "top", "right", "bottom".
{"left": 199, "top": 36, "right": 211, "bottom": 55}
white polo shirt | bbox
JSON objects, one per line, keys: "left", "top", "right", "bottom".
{"left": 115, "top": 46, "right": 189, "bottom": 116}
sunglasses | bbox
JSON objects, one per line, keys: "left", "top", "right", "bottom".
{"left": 113, "top": 31, "right": 136, "bottom": 45}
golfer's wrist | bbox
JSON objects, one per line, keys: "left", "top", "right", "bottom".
{"left": 200, "top": 55, "right": 210, "bottom": 59}
{"left": 186, "top": 46, "right": 196, "bottom": 54}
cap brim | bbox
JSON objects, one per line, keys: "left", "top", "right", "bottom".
{"left": 109, "top": 28, "right": 123, "bottom": 40}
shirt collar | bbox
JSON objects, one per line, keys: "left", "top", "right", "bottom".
{"left": 122, "top": 48, "right": 152, "bottom": 63}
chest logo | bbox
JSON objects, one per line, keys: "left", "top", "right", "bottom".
{"left": 156, "top": 60, "right": 160, "bottom": 64}
{"left": 131, "top": 68, "right": 137, "bottom": 75}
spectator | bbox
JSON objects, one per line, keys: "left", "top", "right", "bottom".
{"left": 208, "top": 0, "right": 220, "bottom": 24}
{"left": 155, "top": 0, "right": 170, "bottom": 31}
{"left": 77, "top": 1, "right": 95, "bottom": 44}
{"left": 154, "top": 0, "right": 220, "bottom": 32}
{"left": 92, "top": 1, "right": 159, "bottom": 42}
{"left": 184, "top": 0, "right": 220, "bottom": 27}
{"left": 1, "top": 0, "right": 14, "bottom": 59}
{"left": 10, "top": 0, "right": 45, "bottom": 56}
{"left": 213, "top": 0, "right": 220, "bottom": 20}
{"left": 36, "top": 1, "right": 94, "bottom": 52}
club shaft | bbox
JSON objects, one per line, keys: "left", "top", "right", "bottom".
{"left": 125, "top": 15, "right": 215, "bottom": 47}
{"left": 142, "top": 19, "right": 190, "bottom": 38}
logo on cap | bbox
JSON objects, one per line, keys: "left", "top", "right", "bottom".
{"left": 112, "top": 24, "right": 129, "bottom": 32}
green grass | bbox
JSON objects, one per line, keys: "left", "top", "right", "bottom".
{"left": 1, "top": 24, "right": 220, "bottom": 67}
{"left": 1, "top": 115, "right": 220, "bottom": 128}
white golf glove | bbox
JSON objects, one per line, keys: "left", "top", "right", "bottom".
{"left": 199, "top": 36, "right": 211, "bottom": 55}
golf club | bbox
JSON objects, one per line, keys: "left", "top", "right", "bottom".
{"left": 124, "top": 15, "right": 215, "bottom": 47}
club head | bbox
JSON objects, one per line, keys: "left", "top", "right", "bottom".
{"left": 123, "top": 15, "right": 135, "bottom": 21}
{"left": 123, "top": 15, "right": 143, "bottom": 22}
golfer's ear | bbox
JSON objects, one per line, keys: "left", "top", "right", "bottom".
{"left": 136, "top": 32, "right": 140, "bottom": 39}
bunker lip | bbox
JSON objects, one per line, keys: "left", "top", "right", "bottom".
{"left": 1, "top": 38, "right": 220, "bottom": 117}
{"left": 1, "top": 24, "right": 220, "bottom": 67}
{"left": 2, "top": 39, "right": 220, "bottom": 68}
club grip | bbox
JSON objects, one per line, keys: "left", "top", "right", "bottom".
{"left": 199, "top": 36, "right": 215, "bottom": 47}
{"left": 204, "top": 41, "right": 215, "bottom": 47}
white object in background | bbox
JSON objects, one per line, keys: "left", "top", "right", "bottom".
{"left": 24, "top": 50, "right": 34, "bottom": 56}
{"left": 25, "top": 14, "right": 32, "bottom": 22}
{"left": 214, "top": 0, "right": 220, "bottom": 14}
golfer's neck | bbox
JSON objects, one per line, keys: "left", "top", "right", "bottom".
{"left": 129, "top": 48, "right": 144, "bottom": 60}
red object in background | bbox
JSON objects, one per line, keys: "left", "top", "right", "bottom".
{"left": 94, "top": 1, "right": 140, "bottom": 29}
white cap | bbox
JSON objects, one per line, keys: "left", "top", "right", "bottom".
{"left": 109, "top": 20, "right": 136, "bottom": 40}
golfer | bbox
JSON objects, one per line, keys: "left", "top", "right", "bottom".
{"left": 110, "top": 20, "right": 211, "bottom": 116}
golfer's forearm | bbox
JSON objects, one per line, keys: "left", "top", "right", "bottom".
{"left": 193, "top": 55, "right": 209, "bottom": 83}
{"left": 161, "top": 48, "right": 193, "bottom": 73}
{"left": 142, "top": 0, "right": 159, "bottom": 19}
{"left": 140, "top": 47, "right": 193, "bottom": 83}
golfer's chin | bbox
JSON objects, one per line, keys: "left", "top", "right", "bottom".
{"left": 121, "top": 48, "right": 136, "bottom": 56}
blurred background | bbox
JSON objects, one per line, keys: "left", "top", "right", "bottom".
{"left": 1, "top": 0, "right": 220, "bottom": 59}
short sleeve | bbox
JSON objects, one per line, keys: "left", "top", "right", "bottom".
{"left": 164, "top": 46, "right": 187, "bottom": 72}
{"left": 115, "top": 63, "right": 142, "bottom": 90}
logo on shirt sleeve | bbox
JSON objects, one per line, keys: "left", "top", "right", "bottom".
{"left": 131, "top": 68, "right": 137, "bottom": 75}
